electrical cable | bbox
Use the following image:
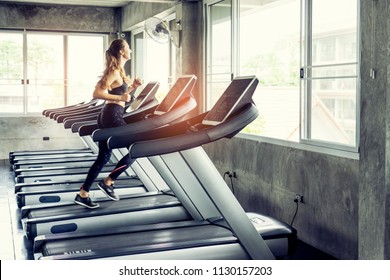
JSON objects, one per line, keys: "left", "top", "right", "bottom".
{"left": 229, "top": 174, "right": 235, "bottom": 194}
{"left": 223, "top": 171, "right": 235, "bottom": 194}
{"left": 290, "top": 200, "right": 299, "bottom": 226}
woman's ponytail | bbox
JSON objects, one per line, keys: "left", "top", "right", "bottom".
{"left": 98, "top": 39, "right": 131, "bottom": 89}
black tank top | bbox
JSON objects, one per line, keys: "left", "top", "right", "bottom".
{"left": 108, "top": 82, "right": 128, "bottom": 95}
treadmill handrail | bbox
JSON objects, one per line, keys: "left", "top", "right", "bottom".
{"left": 124, "top": 103, "right": 258, "bottom": 159}
{"left": 75, "top": 100, "right": 159, "bottom": 136}
{"left": 68, "top": 98, "right": 157, "bottom": 132}
{"left": 43, "top": 99, "right": 98, "bottom": 117}
{"left": 56, "top": 103, "right": 105, "bottom": 123}
{"left": 92, "top": 96, "right": 197, "bottom": 141}
{"left": 64, "top": 115, "right": 99, "bottom": 129}
{"left": 50, "top": 99, "right": 102, "bottom": 119}
{"left": 107, "top": 112, "right": 208, "bottom": 149}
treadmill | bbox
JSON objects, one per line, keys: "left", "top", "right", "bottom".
{"left": 42, "top": 98, "right": 98, "bottom": 117}
{"left": 13, "top": 76, "right": 196, "bottom": 184}
{"left": 15, "top": 76, "right": 198, "bottom": 207}
{"left": 15, "top": 157, "right": 173, "bottom": 208}
{"left": 21, "top": 75, "right": 196, "bottom": 236}
{"left": 30, "top": 76, "right": 297, "bottom": 260}
{"left": 10, "top": 97, "right": 148, "bottom": 181}
{"left": 12, "top": 82, "right": 161, "bottom": 206}
{"left": 10, "top": 88, "right": 144, "bottom": 170}
{"left": 14, "top": 82, "right": 159, "bottom": 176}
{"left": 12, "top": 82, "right": 159, "bottom": 172}
{"left": 8, "top": 99, "right": 102, "bottom": 165}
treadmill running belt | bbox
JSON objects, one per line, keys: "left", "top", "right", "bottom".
{"left": 41, "top": 224, "right": 237, "bottom": 259}
{"left": 26, "top": 194, "right": 180, "bottom": 220}
{"left": 17, "top": 178, "right": 143, "bottom": 193}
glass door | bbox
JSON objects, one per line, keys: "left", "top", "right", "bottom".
{"left": 1, "top": 31, "right": 107, "bottom": 114}
{"left": 26, "top": 33, "right": 65, "bottom": 113}
{"left": 0, "top": 32, "right": 24, "bottom": 113}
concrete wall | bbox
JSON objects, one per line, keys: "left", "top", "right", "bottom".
{"left": 121, "top": 2, "right": 176, "bottom": 30}
{"left": 358, "top": 0, "right": 390, "bottom": 260}
{"left": 0, "top": 3, "right": 119, "bottom": 33}
{"left": 0, "top": 117, "right": 86, "bottom": 159}
{"left": 203, "top": 137, "right": 360, "bottom": 259}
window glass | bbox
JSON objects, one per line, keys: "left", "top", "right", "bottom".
{"left": 27, "top": 33, "right": 64, "bottom": 113}
{"left": 239, "top": 0, "right": 301, "bottom": 140}
{"left": 134, "top": 32, "right": 144, "bottom": 79}
{"left": 205, "top": 0, "right": 359, "bottom": 151}
{"left": 206, "top": 0, "right": 232, "bottom": 109}
{"left": 0, "top": 32, "right": 106, "bottom": 114}
{"left": 306, "top": 0, "right": 358, "bottom": 147}
{"left": 0, "top": 33, "right": 23, "bottom": 113}
{"left": 67, "top": 35, "right": 105, "bottom": 105}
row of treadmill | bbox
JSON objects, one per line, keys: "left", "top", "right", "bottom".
{"left": 9, "top": 74, "right": 297, "bottom": 260}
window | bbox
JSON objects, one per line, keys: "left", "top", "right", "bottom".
{"left": 67, "top": 35, "right": 105, "bottom": 105}
{"left": 301, "top": 0, "right": 359, "bottom": 149}
{"left": 206, "top": 0, "right": 232, "bottom": 108}
{"left": 26, "top": 33, "right": 64, "bottom": 113}
{"left": 0, "top": 32, "right": 23, "bottom": 113}
{"left": 204, "top": 0, "right": 359, "bottom": 153}
{"left": 0, "top": 31, "right": 106, "bottom": 114}
{"left": 239, "top": 0, "right": 301, "bottom": 140}
{"left": 205, "top": 0, "right": 300, "bottom": 140}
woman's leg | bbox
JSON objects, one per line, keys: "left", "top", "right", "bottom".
{"left": 74, "top": 141, "right": 112, "bottom": 208}
{"left": 98, "top": 153, "right": 135, "bottom": 201}
{"left": 81, "top": 140, "right": 112, "bottom": 193}
{"left": 78, "top": 104, "right": 126, "bottom": 204}
{"left": 107, "top": 153, "right": 135, "bottom": 183}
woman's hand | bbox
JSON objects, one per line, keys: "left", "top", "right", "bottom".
{"left": 120, "top": 93, "right": 131, "bottom": 102}
{"left": 131, "top": 77, "right": 142, "bottom": 89}
{"left": 125, "top": 77, "right": 142, "bottom": 96}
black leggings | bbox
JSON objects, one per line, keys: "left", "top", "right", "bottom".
{"left": 81, "top": 103, "right": 135, "bottom": 192}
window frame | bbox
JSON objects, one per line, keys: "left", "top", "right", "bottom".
{"left": 203, "top": 0, "right": 360, "bottom": 159}
{"left": 0, "top": 29, "right": 108, "bottom": 117}
{"left": 300, "top": 0, "right": 360, "bottom": 154}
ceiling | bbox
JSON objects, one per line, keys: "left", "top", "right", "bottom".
{"left": 0, "top": 0, "right": 180, "bottom": 8}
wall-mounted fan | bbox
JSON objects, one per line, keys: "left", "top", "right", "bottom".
{"left": 145, "top": 17, "right": 180, "bottom": 47}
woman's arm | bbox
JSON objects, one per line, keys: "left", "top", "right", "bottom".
{"left": 93, "top": 70, "right": 130, "bottom": 102}
{"left": 126, "top": 77, "right": 143, "bottom": 96}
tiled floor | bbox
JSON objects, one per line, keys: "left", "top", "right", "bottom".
{"left": 0, "top": 158, "right": 335, "bottom": 260}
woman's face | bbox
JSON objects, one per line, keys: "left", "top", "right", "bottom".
{"left": 121, "top": 42, "right": 132, "bottom": 61}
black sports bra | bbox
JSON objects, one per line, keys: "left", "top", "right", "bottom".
{"left": 108, "top": 82, "right": 128, "bottom": 96}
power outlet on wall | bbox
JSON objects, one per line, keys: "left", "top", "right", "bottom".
{"left": 224, "top": 171, "right": 236, "bottom": 178}
{"left": 294, "top": 194, "right": 304, "bottom": 203}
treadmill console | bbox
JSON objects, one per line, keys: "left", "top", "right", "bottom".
{"left": 127, "top": 82, "right": 159, "bottom": 112}
{"left": 154, "top": 75, "right": 197, "bottom": 115}
{"left": 202, "top": 76, "right": 258, "bottom": 126}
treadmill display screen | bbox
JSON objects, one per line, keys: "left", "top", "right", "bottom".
{"left": 154, "top": 76, "right": 195, "bottom": 115}
{"left": 202, "top": 77, "right": 255, "bottom": 125}
{"left": 129, "top": 82, "right": 158, "bottom": 111}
